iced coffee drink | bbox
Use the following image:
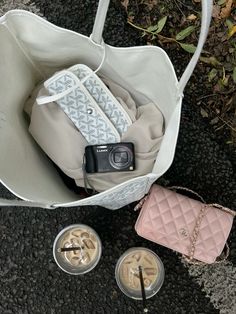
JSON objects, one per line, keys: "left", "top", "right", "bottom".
{"left": 53, "top": 224, "right": 102, "bottom": 275}
{"left": 115, "top": 248, "right": 164, "bottom": 299}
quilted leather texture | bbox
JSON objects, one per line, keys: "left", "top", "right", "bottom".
{"left": 135, "top": 185, "right": 234, "bottom": 263}
{"left": 45, "top": 71, "right": 120, "bottom": 145}
{"left": 70, "top": 64, "right": 132, "bottom": 136}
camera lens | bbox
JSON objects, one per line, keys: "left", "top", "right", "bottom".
{"left": 109, "top": 146, "right": 133, "bottom": 170}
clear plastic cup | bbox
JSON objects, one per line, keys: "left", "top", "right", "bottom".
{"left": 53, "top": 224, "right": 102, "bottom": 275}
{"left": 115, "top": 247, "right": 164, "bottom": 299}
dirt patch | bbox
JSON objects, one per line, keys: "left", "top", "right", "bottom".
{"left": 121, "top": 0, "right": 236, "bottom": 149}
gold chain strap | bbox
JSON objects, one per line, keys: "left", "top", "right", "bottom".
{"left": 170, "top": 186, "right": 236, "bottom": 265}
{"left": 169, "top": 186, "right": 206, "bottom": 204}
{"left": 189, "top": 204, "right": 208, "bottom": 262}
{"left": 208, "top": 203, "right": 236, "bottom": 217}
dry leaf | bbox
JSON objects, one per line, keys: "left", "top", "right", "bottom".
{"left": 210, "top": 117, "right": 219, "bottom": 125}
{"left": 200, "top": 108, "right": 209, "bottom": 118}
{"left": 121, "top": 0, "right": 129, "bottom": 11}
{"left": 127, "top": 14, "right": 135, "bottom": 23}
{"left": 220, "top": 0, "right": 233, "bottom": 19}
{"left": 212, "top": 5, "right": 221, "bottom": 19}
{"left": 145, "top": 0, "right": 158, "bottom": 10}
{"left": 187, "top": 14, "right": 197, "bottom": 21}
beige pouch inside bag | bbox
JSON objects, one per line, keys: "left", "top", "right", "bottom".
{"left": 25, "top": 74, "right": 164, "bottom": 192}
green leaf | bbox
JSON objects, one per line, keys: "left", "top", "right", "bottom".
{"left": 221, "top": 75, "right": 229, "bottom": 86}
{"left": 176, "top": 26, "right": 195, "bottom": 41}
{"left": 151, "top": 34, "right": 156, "bottom": 40}
{"left": 233, "top": 67, "right": 236, "bottom": 83}
{"left": 208, "top": 68, "right": 218, "bottom": 82}
{"left": 154, "top": 16, "right": 167, "bottom": 34}
{"left": 226, "top": 19, "right": 234, "bottom": 30}
{"left": 179, "top": 43, "right": 197, "bottom": 53}
{"left": 200, "top": 56, "right": 222, "bottom": 67}
{"left": 147, "top": 25, "right": 158, "bottom": 32}
{"left": 217, "top": 0, "right": 226, "bottom": 5}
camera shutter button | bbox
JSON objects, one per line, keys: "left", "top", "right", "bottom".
{"left": 87, "top": 108, "right": 93, "bottom": 115}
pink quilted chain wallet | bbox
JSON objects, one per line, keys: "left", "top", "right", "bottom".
{"left": 135, "top": 185, "right": 236, "bottom": 264}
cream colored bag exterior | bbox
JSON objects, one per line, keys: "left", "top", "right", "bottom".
{"left": 0, "top": 1, "right": 212, "bottom": 210}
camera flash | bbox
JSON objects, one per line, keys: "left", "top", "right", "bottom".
{"left": 129, "top": 166, "right": 134, "bottom": 170}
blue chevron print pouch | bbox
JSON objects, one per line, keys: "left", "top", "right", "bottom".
{"left": 69, "top": 64, "right": 132, "bottom": 136}
{"left": 44, "top": 71, "right": 120, "bottom": 145}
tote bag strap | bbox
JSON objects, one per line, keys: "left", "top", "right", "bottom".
{"left": 91, "top": 0, "right": 110, "bottom": 45}
{"left": 91, "top": 0, "right": 213, "bottom": 96}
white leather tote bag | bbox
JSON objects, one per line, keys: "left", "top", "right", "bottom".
{"left": 0, "top": 0, "right": 212, "bottom": 210}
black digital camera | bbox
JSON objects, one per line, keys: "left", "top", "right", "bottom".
{"left": 85, "top": 142, "right": 135, "bottom": 173}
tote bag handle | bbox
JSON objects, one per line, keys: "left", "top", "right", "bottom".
{"left": 91, "top": 0, "right": 213, "bottom": 96}
{"left": 0, "top": 198, "right": 55, "bottom": 209}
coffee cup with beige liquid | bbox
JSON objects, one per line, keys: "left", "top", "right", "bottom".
{"left": 53, "top": 224, "right": 102, "bottom": 275}
{"left": 115, "top": 248, "right": 164, "bottom": 303}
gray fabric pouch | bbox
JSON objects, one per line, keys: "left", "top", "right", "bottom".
{"left": 36, "top": 64, "right": 134, "bottom": 145}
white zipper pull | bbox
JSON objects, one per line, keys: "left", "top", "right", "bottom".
{"left": 134, "top": 195, "right": 149, "bottom": 211}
